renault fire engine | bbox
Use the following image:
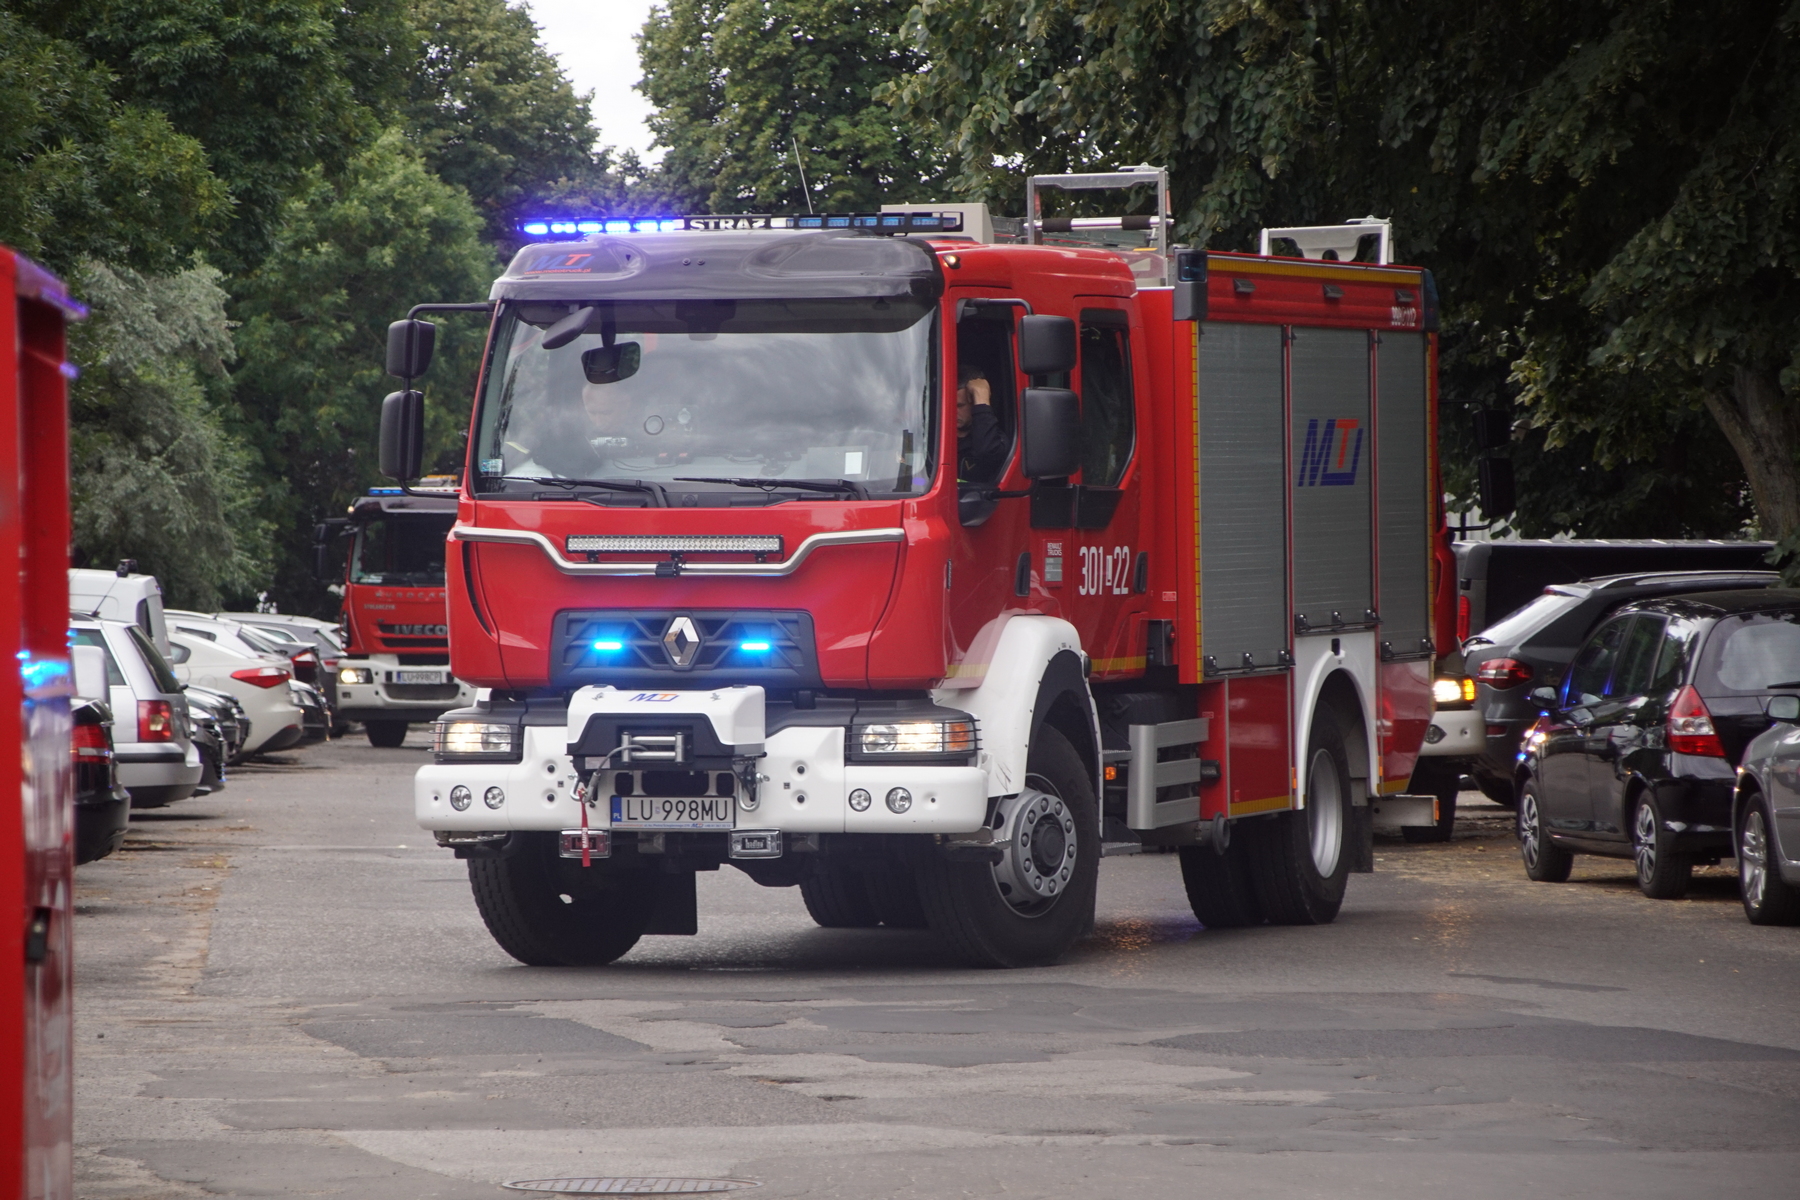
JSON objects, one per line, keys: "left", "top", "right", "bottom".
{"left": 383, "top": 168, "right": 1451, "bottom": 968}
{"left": 318, "top": 482, "right": 476, "bottom": 746}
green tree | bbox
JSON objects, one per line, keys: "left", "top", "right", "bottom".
{"left": 230, "top": 128, "right": 496, "bottom": 615}
{"left": 892, "top": 0, "right": 1794, "bottom": 544}
{"left": 641, "top": 0, "right": 955, "bottom": 213}
{"left": 66, "top": 260, "right": 270, "bottom": 608}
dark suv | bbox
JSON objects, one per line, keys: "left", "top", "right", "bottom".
{"left": 1515, "top": 589, "right": 1800, "bottom": 898}
{"left": 1462, "top": 570, "right": 1776, "bottom": 806}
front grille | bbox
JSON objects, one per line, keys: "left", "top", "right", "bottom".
{"left": 385, "top": 684, "right": 461, "bottom": 701}
{"left": 554, "top": 609, "right": 821, "bottom": 689}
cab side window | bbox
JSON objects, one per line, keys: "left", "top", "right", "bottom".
{"left": 1606, "top": 616, "right": 1664, "bottom": 698}
{"left": 1566, "top": 618, "right": 1629, "bottom": 705}
{"left": 1077, "top": 310, "right": 1135, "bottom": 487}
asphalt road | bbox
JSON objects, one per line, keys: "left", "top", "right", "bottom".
{"left": 74, "top": 733, "right": 1800, "bottom": 1199}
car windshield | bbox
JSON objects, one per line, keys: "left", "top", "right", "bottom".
{"left": 1698, "top": 612, "right": 1800, "bottom": 694}
{"left": 351, "top": 512, "right": 455, "bottom": 586}
{"left": 1466, "top": 590, "right": 1583, "bottom": 648}
{"left": 471, "top": 297, "right": 937, "bottom": 497}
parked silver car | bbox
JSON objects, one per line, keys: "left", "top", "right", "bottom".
{"left": 1732, "top": 693, "right": 1800, "bottom": 925}
{"left": 70, "top": 616, "right": 203, "bottom": 808}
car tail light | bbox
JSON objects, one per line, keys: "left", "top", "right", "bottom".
{"left": 1474, "top": 658, "right": 1534, "bottom": 688}
{"left": 71, "top": 722, "right": 112, "bottom": 761}
{"left": 1668, "top": 685, "right": 1725, "bottom": 757}
{"left": 231, "top": 666, "right": 291, "bottom": 688}
{"left": 138, "top": 699, "right": 175, "bottom": 742}
{"left": 1457, "top": 595, "right": 1471, "bottom": 642}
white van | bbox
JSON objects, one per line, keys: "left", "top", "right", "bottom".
{"left": 69, "top": 566, "right": 170, "bottom": 655}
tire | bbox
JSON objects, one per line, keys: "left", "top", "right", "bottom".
{"left": 1517, "top": 779, "right": 1573, "bottom": 882}
{"left": 913, "top": 724, "right": 1099, "bottom": 967}
{"left": 467, "top": 833, "right": 656, "bottom": 966}
{"left": 365, "top": 720, "right": 409, "bottom": 748}
{"left": 1178, "top": 839, "right": 1264, "bottom": 929}
{"left": 1402, "top": 761, "right": 1459, "bottom": 844}
{"left": 800, "top": 865, "right": 881, "bottom": 928}
{"left": 1631, "top": 791, "right": 1692, "bottom": 899}
{"left": 1738, "top": 789, "right": 1800, "bottom": 925}
{"left": 1242, "top": 713, "right": 1352, "bottom": 925}
{"left": 864, "top": 860, "right": 929, "bottom": 929}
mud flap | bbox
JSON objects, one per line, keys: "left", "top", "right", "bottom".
{"left": 645, "top": 869, "right": 698, "bottom": 935}
{"left": 1348, "top": 797, "right": 1374, "bottom": 873}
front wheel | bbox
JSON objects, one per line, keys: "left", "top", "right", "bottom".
{"left": 467, "top": 834, "right": 657, "bottom": 966}
{"left": 913, "top": 725, "right": 1099, "bottom": 967}
{"left": 1518, "top": 780, "right": 1573, "bottom": 882}
{"left": 799, "top": 865, "right": 881, "bottom": 928}
{"left": 1632, "top": 792, "right": 1692, "bottom": 899}
{"left": 365, "top": 720, "right": 409, "bottom": 748}
{"left": 1738, "top": 790, "right": 1800, "bottom": 925}
{"left": 1178, "top": 838, "right": 1264, "bottom": 929}
{"left": 1241, "top": 713, "right": 1353, "bottom": 925}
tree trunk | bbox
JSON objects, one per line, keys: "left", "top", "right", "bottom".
{"left": 1700, "top": 365, "right": 1800, "bottom": 542}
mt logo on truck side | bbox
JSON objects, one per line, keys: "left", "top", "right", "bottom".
{"left": 1296, "top": 418, "right": 1364, "bottom": 487}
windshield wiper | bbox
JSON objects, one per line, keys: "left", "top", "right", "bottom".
{"left": 674, "top": 476, "right": 870, "bottom": 500}
{"left": 496, "top": 475, "right": 668, "bottom": 507}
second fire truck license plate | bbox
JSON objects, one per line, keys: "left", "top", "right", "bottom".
{"left": 394, "top": 670, "right": 445, "bottom": 684}
{"left": 610, "top": 794, "right": 736, "bottom": 830}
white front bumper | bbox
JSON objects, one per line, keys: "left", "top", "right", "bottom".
{"left": 337, "top": 657, "right": 476, "bottom": 715}
{"left": 416, "top": 717, "right": 989, "bottom": 835}
{"left": 1417, "top": 708, "right": 1484, "bottom": 758}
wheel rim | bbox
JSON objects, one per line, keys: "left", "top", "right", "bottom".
{"left": 989, "top": 777, "right": 1079, "bottom": 917}
{"left": 1306, "top": 748, "right": 1343, "bottom": 876}
{"left": 1741, "top": 808, "right": 1770, "bottom": 908}
{"left": 1520, "top": 793, "right": 1543, "bottom": 869}
{"left": 1633, "top": 800, "right": 1658, "bottom": 883}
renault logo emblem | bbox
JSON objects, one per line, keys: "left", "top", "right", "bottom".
{"left": 662, "top": 616, "right": 701, "bottom": 668}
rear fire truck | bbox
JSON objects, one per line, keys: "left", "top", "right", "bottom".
{"left": 4, "top": 246, "right": 83, "bottom": 1197}
{"left": 386, "top": 168, "right": 1451, "bottom": 967}
{"left": 318, "top": 483, "right": 476, "bottom": 746}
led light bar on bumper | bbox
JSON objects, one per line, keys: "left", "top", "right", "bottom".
{"left": 565, "top": 534, "right": 783, "bottom": 555}
{"left": 432, "top": 720, "right": 522, "bottom": 762}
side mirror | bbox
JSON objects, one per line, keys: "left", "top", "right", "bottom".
{"left": 582, "top": 342, "right": 641, "bottom": 384}
{"left": 1478, "top": 457, "right": 1516, "bottom": 517}
{"left": 1530, "top": 685, "right": 1559, "bottom": 710}
{"left": 72, "top": 645, "right": 107, "bottom": 701}
{"left": 958, "top": 485, "right": 998, "bottom": 528}
{"left": 379, "top": 389, "right": 425, "bottom": 481}
{"left": 386, "top": 319, "right": 437, "bottom": 379}
{"left": 166, "top": 642, "right": 191, "bottom": 666}
{"left": 1021, "top": 387, "right": 1081, "bottom": 479}
{"left": 1172, "top": 250, "right": 1208, "bottom": 321}
{"left": 1018, "top": 315, "right": 1077, "bottom": 376}
{"left": 1769, "top": 695, "right": 1800, "bottom": 722}
{"left": 541, "top": 305, "right": 596, "bottom": 351}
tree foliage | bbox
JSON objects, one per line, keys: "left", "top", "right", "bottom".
{"left": 641, "top": 0, "right": 955, "bottom": 212}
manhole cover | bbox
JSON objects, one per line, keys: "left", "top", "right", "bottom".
{"left": 503, "top": 1180, "right": 760, "bottom": 1196}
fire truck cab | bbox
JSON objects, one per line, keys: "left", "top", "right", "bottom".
{"left": 390, "top": 169, "right": 1449, "bottom": 968}
{"left": 320, "top": 484, "right": 477, "bottom": 747}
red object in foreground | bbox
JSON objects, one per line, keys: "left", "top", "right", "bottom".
{"left": 230, "top": 666, "right": 291, "bottom": 688}
{"left": 1474, "top": 657, "right": 1534, "bottom": 688}
{"left": 2, "top": 246, "right": 84, "bottom": 1199}
{"left": 137, "top": 699, "right": 175, "bottom": 742}
{"left": 1668, "top": 685, "right": 1726, "bottom": 757}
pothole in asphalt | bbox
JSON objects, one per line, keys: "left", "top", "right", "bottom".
{"left": 503, "top": 1181, "right": 760, "bottom": 1195}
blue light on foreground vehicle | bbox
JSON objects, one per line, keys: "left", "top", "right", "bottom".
{"left": 738, "top": 641, "right": 771, "bottom": 652}
{"left": 592, "top": 640, "right": 625, "bottom": 652}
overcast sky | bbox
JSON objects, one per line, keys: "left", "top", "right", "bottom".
{"left": 527, "top": 0, "right": 662, "bottom": 163}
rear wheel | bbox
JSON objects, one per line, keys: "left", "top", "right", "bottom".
{"left": 467, "top": 834, "right": 656, "bottom": 966}
{"left": 1402, "top": 761, "right": 1460, "bottom": 843}
{"left": 1632, "top": 792, "right": 1692, "bottom": 899}
{"left": 1178, "top": 838, "right": 1264, "bottom": 929}
{"left": 1243, "top": 714, "right": 1352, "bottom": 925}
{"left": 1518, "top": 780, "right": 1573, "bottom": 882}
{"left": 1738, "top": 790, "right": 1800, "bottom": 925}
{"left": 365, "top": 720, "right": 408, "bottom": 748}
{"left": 913, "top": 725, "right": 1099, "bottom": 967}
{"left": 799, "top": 865, "right": 881, "bottom": 928}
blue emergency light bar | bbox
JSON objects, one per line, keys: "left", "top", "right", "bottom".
{"left": 519, "top": 211, "right": 965, "bottom": 239}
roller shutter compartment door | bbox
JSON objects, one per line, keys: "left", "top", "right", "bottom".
{"left": 1290, "top": 327, "right": 1372, "bottom": 631}
{"left": 1197, "top": 322, "right": 1288, "bottom": 671}
{"left": 1375, "top": 332, "right": 1430, "bottom": 657}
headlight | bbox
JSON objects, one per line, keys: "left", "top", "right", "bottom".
{"left": 432, "top": 720, "right": 520, "bottom": 761}
{"left": 339, "top": 666, "right": 373, "bottom": 685}
{"left": 1432, "top": 677, "right": 1476, "bottom": 707}
{"left": 856, "top": 718, "right": 977, "bottom": 756}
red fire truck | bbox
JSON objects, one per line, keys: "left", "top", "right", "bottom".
{"left": 317, "top": 481, "right": 476, "bottom": 746}
{"left": 3, "top": 247, "right": 84, "bottom": 1198}
{"left": 386, "top": 168, "right": 1451, "bottom": 967}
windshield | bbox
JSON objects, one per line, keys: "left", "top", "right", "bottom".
{"left": 351, "top": 513, "right": 454, "bottom": 586}
{"left": 472, "top": 298, "right": 937, "bottom": 497}
{"left": 1699, "top": 612, "right": 1800, "bottom": 694}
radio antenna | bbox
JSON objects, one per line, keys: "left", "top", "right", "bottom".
{"left": 791, "top": 136, "right": 815, "bottom": 214}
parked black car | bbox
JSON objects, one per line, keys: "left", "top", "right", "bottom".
{"left": 73, "top": 699, "right": 130, "bottom": 864}
{"left": 186, "top": 684, "right": 248, "bottom": 765}
{"left": 1515, "top": 588, "right": 1800, "bottom": 898}
{"left": 1463, "top": 570, "right": 1776, "bottom": 806}
{"left": 1730, "top": 697, "right": 1800, "bottom": 925}
{"left": 185, "top": 692, "right": 229, "bottom": 796}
